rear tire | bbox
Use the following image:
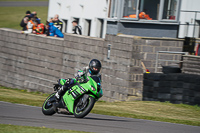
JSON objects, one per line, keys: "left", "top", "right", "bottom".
{"left": 42, "top": 93, "right": 56, "bottom": 115}
{"left": 74, "top": 96, "right": 95, "bottom": 118}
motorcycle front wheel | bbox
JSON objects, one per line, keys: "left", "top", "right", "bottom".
{"left": 42, "top": 92, "right": 56, "bottom": 115}
{"left": 74, "top": 95, "right": 95, "bottom": 118}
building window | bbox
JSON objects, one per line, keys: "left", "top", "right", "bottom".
{"left": 73, "top": 17, "right": 80, "bottom": 24}
{"left": 110, "top": 0, "right": 119, "bottom": 18}
{"left": 140, "top": 0, "right": 160, "bottom": 20}
{"left": 83, "top": 19, "right": 91, "bottom": 36}
{"left": 162, "top": 0, "right": 177, "bottom": 20}
{"left": 123, "top": 0, "right": 138, "bottom": 19}
{"left": 62, "top": 19, "right": 68, "bottom": 33}
{"left": 119, "top": 0, "right": 180, "bottom": 21}
{"left": 96, "top": 19, "right": 104, "bottom": 38}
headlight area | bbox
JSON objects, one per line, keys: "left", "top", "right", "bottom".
{"left": 91, "top": 86, "right": 96, "bottom": 91}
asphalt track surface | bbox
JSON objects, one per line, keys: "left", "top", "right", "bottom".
{"left": 0, "top": 102, "right": 200, "bottom": 133}
{"left": 0, "top": 1, "right": 48, "bottom": 7}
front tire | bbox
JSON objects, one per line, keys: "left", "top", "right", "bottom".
{"left": 42, "top": 93, "right": 56, "bottom": 115}
{"left": 74, "top": 96, "right": 95, "bottom": 118}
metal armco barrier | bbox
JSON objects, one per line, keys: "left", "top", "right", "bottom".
{"left": 155, "top": 51, "right": 188, "bottom": 73}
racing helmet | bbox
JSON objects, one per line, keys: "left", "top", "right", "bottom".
{"left": 89, "top": 59, "right": 101, "bottom": 75}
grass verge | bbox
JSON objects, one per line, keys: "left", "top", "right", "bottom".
{"left": 0, "top": 124, "right": 91, "bottom": 133}
{"left": 0, "top": 6, "right": 48, "bottom": 30}
{"left": 0, "top": 86, "right": 200, "bottom": 126}
{"left": 92, "top": 101, "right": 200, "bottom": 126}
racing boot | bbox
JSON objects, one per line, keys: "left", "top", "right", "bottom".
{"left": 53, "top": 86, "right": 66, "bottom": 112}
{"left": 53, "top": 79, "right": 74, "bottom": 111}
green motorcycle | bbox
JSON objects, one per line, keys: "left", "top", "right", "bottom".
{"left": 42, "top": 76, "right": 103, "bottom": 118}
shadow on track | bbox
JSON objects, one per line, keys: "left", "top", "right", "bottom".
{"left": 53, "top": 114, "right": 138, "bottom": 123}
{"left": 84, "top": 116, "right": 132, "bottom": 122}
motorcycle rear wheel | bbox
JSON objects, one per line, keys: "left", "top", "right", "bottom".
{"left": 74, "top": 96, "right": 95, "bottom": 118}
{"left": 42, "top": 92, "right": 56, "bottom": 115}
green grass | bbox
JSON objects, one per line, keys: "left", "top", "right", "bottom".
{"left": 92, "top": 101, "right": 200, "bottom": 126}
{"left": 0, "top": 124, "right": 91, "bottom": 133}
{"left": 0, "top": 86, "right": 48, "bottom": 106}
{"left": 0, "top": 0, "right": 48, "bottom": 2}
{"left": 0, "top": 6, "right": 48, "bottom": 30}
{"left": 0, "top": 86, "right": 200, "bottom": 126}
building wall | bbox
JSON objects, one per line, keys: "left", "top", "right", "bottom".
{"left": 0, "top": 28, "right": 183, "bottom": 101}
{"left": 106, "top": 0, "right": 200, "bottom": 39}
{"left": 107, "top": 21, "right": 179, "bottom": 38}
{"left": 106, "top": 21, "right": 118, "bottom": 35}
{"left": 178, "top": 0, "right": 200, "bottom": 38}
{"left": 118, "top": 22, "right": 179, "bottom": 38}
{"left": 48, "top": 0, "right": 109, "bottom": 38}
{"left": 47, "top": 0, "right": 200, "bottom": 39}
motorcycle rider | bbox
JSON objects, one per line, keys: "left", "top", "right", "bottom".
{"left": 53, "top": 59, "right": 102, "bottom": 108}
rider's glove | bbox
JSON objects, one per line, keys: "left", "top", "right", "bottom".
{"left": 65, "top": 78, "right": 71, "bottom": 84}
{"left": 64, "top": 78, "right": 74, "bottom": 86}
{"left": 77, "top": 71, "right": 84, "bottom": 78}
{"left": 53, "top": 84, "right": 60, "bottom": 91}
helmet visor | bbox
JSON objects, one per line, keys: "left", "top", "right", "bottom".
{"left": 93, "top": 67, "right": 100, "bottom": 72}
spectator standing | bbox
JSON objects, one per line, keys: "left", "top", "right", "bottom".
{"left": 32, "top": 11, "right": 41, "bottom": 24}
{"left": 33, "top": 20, "right": 45, "bottom": 34}
{"left": 195, "top": 44, "right": 200, "bottom": 56}
{"left": 46, "top": 21, "right": 64, "bottom": 38}
{"left": 43, "top": 18, "right": 53, "bottom": 36}
{"left": 44, "top": 24, "right": 49, "bottom": 36}
{"left": 21, "top": 15, "right": 37, "bottom": 34}
{"left": 53, "top": 14, "right": 63, "bottom": 32}
{"left": 72, "top": 20, "right": 82, "bottom": 35}
{"left": 20, "top": 10, "right": 31, "bottom": 31}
